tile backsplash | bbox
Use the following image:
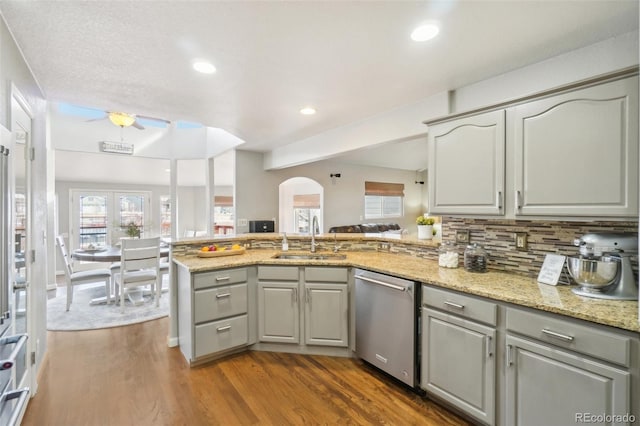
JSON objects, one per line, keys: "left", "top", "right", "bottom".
{"left": 442, "top": 217, "right": 638, "bottom": 277}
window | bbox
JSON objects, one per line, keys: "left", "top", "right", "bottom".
{"left": 71, "top": 190, "right": 151, "bottom": 249}
{"left": 293, "top": 194, "right": 320, "bottom": 233}
{"left": 213, "top": 195, "right": 234, "bottom": 235}
{"left": 364, "top": 181, "right": 404, "bottom": 219}
{"left": 160, "top": 196, "right": 171, "bottom": 237}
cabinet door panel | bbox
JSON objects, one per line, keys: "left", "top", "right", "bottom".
{"left": 513, "top": 77, "right": 638, "bottom": 217}
{"left": 258, "top": 282, "right": 299, "bottom": 343}
{"left": 428, "top": 109, "right": 505, "bottom": 215}
{"left": 506, "top": 335, "right": 630, "bottom": 426}
{"left": 421, "top": 309, "right": 495, "bottom": 425}
{"left": 304, "top": 283, "right": 348, "bottom": 347}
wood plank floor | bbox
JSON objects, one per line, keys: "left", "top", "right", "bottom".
{"left": 23, "top": 318, "right": 471, "bottom": 425}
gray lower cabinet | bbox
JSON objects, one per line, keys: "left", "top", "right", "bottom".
{"left": 421, "top": 286, "right": 497, "bottom": 425}
{"left": 257, "top": 266, "right": 348, "bottom": 347}
{"left": 177, "top": 265, "right": 249, "bottom": 363}
{"left": 258, "top": 281, "right": 300, "bottom": 343}
{"left": 505, "top": 307, "right": 632, "bottom": 426}
{"left": 304, "top": 267, "right": 349, "bottom": 347}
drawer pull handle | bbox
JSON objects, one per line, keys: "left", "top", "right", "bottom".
{"left": 216, "top": 293, "right": 231, "bottom": 299}
{"left": 216, "top": 325, "right": 231, "bottom": 333}
{"left": 542, "top": 329, "right": 574, "bottom": 342}
{"left": 444, "top": 301, "right": 465, "bottom": 310}
{"left": 215, "top": 276, "right": 231, "bottom": 281}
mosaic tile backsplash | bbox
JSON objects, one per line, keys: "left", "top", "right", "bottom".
{"left": 441, "top": 217, "right": 638, "bottom": 277}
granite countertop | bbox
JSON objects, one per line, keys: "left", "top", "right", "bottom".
{"left": 172, "top": 249, "right": 640, "bottom": 334}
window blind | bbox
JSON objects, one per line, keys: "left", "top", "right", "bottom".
{"left": 364, "top": 181, "right": 405, "bottom": 197}
{"left": 293, "top": 194, "right": 320, "bottom": 208}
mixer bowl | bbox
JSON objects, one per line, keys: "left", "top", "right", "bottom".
{"left": 566, "top": 256, "right": 620, "bottom": 289}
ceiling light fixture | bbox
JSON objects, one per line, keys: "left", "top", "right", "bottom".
{"left": 108, "top": 112, "right": 136, "bottom": 128}
{"left": 193, "top": 61, "right": 216, "bottom": 74}
{"left": 300, "top": 107, "right": 316, "bottom": 115}
{"left": 411, "top": 24, "right": 440, "bottom": 42}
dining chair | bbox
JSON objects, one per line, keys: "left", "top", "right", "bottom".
{"left": 55, "top": 235, "right": 112, "bottom": 311}
{"left": 113, "top": 237, "right": 161, "bottom": 313}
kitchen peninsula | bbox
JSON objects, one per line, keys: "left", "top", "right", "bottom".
{"left": 172, "top": 232, "right": 639, "bottom": 425}
{"left": 172, "top": 233, "right": 639, "bottom": 333}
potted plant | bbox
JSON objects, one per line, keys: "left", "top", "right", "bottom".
{"left": 416, "top": 216, "right": 435, "bottom": 240}
{"left": 125, "top": 221, "right": 141, "bottom": 239}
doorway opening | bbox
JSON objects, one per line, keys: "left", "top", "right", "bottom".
{"left": 278, "top": 177, "right": 323, "bottom": 234}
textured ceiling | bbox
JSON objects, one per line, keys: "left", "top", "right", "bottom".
{"left": 0, "top": 0, "right": 638, "bottom": 159}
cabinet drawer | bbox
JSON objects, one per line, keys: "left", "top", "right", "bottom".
{"left": 506, "top": 307, "right": 631, "bottom": 367}
{"left": 194, "top": 283, "right": 248, "bottom": 323}
{"left": 194, "top": 314, "right": 248, "bottom": 358}
{"left": 422, "top": 286, "right": 497, "bottom": 326}
{"left": 258, "top": 266, "right": 298, "bottom": 281}
{"left": 193, "top": 268, "right": 247, "bottom": 290}
{"left": 305, "top": 267, "right": 348, "bottom": 283}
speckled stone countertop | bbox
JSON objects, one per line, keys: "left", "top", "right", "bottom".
{"left": 173, "top": 248, "right": 640, "bottom": 333}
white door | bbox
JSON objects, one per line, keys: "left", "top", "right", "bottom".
{"left": 70, "top": 190, "right": 151, "bottom": 252}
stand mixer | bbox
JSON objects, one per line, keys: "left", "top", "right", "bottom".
{"left": 567, "top": 233, "right": 638, "bottom": 300}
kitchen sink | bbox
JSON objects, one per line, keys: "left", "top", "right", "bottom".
{"left": 272, "top": 253, "right": 347, "bottom": 260}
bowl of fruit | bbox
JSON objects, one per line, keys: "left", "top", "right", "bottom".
{"left": 197, "top": 243, "right": 245, "bottom": 258}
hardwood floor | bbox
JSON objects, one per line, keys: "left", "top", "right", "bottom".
{"left": 23, "top": 318, "right": 470, "bottom": 425}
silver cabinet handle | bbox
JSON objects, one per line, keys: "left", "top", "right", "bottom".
{"left": 506, "top": 344, "right": 513, "bottom": 366}
{"left": 486, "top": 335, "right": 493, "bottom": 358}
{"left": 444, "top": 301, "right": 465, "bottom": 310}
{"left": 515, "top": 190, "right": 522, "bottom": 212}
{"left": 215, "top": 276, "right": 231, "bottom": 282}
{"left": 355, "top": 275, "right": 407, "bottom": 292}
{"left": 292, "top": 288, "right": 298, "bottom": 304}
{"left": 306, "top": 288, "right": 311, "bottom": 305}
{"left": 215, "top": 293, "right": 231, "bottom": 299}
{"left": 542, "top": 328, "right": 574, "bottom": 342}
{"left": 0, "top": 334, "right": 28, "bottom": 371}
{"left": 216, "top": 325, "right": 231, "bottom": 332}
{"left": 497, "top": 191, "right": 503, "bottom": 209}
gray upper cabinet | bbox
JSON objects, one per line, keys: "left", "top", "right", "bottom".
{"left": 426, "top": 74, "right": 638, "bottom": 219}
{"left": 427, "top": 109, "right": 506, "bottom": 216}
{"left": 512, "top": 76, "right": 638, "bottom": 217}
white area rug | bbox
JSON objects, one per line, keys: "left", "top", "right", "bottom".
{"left": 47, "top": 282, "right": 169, "bottom": 331}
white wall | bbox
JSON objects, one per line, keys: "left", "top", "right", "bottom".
{"left": 236, "top": 150, "right": 425, "bottom": 235}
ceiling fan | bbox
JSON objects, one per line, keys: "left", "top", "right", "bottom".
{"left": 91, "top": 111, "right": 171, "bottom": 130}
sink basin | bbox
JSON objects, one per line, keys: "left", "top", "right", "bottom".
{"left": 272, "top": 253, "right": 347, "bottom": 260}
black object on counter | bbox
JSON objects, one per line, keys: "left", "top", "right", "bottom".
{"left": 249, "top": 220, "right": 275, "bottom": 233}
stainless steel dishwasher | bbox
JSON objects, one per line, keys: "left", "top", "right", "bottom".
{"left": 355, "top": 269, "right": 419, "bottom": 387}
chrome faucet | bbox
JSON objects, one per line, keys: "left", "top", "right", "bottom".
{"left": 310, "top": 216, "right": 319, "bottom": 253}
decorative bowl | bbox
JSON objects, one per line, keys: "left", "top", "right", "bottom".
{"left": 566, "top": 256, "right": 619, "bottom": 289}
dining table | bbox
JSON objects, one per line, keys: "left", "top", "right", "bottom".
{"left": 72, "top": 245, "right": 170, "bottom": 306}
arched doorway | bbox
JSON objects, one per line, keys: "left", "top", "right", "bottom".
{"left": 278, "top": 177, "right": 323, "bottom": 234}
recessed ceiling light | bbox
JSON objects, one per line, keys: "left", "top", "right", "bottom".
{"left": 411, "top": 24, "right": 440, "bottom": 42}
{"left": 300, "top": 107, "right": 316, "bottom": 115}
{"left": 193, "top": 61, "right": 216, "bottom": 74}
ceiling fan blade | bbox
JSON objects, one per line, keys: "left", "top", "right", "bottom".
{"left": 132, "top": 120, "right": 145, "bottom": 130}
{"left": 86, "top": 117, "right": 107, "bottom": 123}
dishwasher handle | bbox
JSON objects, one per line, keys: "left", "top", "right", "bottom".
{"left": 355, "top": 274, "right": 407, "bottom": 292}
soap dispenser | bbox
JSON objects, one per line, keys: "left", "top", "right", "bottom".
{"left": 282, "top": 233, "right": 289, "bottom": 251}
